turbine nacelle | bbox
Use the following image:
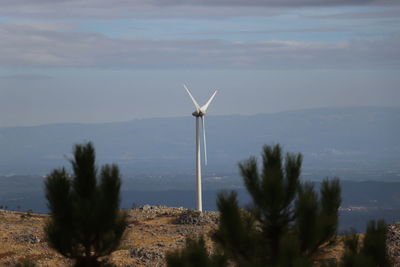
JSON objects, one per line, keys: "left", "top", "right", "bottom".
{"left": 192, "top": 110, "right": 205, "bottom": 117}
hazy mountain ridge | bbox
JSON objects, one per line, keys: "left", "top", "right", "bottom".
{"left": 0, "top": 106, "right": 399, "bottom": 175}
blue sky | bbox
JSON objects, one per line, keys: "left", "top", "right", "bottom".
{"left": 0, "top": 0, "right": 399, "bottom": 126}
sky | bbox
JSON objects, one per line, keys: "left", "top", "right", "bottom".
{"left": 0, "top": 0, "right": 399, "bottom": 126}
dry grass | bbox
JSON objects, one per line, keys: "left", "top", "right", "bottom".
{"left": 2, "top": 208, "right": 379, "bottom": 267}
{"left": 0, "top": 208, "right": 214, "bottom": 267}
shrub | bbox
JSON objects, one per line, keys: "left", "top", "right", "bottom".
{"left": 44, "top": 142, "right": 127, "bottom": 267}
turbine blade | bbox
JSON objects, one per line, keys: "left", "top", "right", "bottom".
{"left": 201, "top": 90, "right": 218, "bottom": 112}
{"left": 201, "top": 116, "right": 207, "bottom": 166}
{"left": 183, "top": 84, "right": 200, "bottom": 112}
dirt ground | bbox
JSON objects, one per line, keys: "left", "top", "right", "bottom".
{"left": 1, "top": 207, "right": 398, "bottom": 267}
{"left": 0, "top": 207, "right": 215, "bottom": 267}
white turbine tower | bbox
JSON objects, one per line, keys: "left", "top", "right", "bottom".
{"left": 183, "top": 84, "right": 217, "bottom": 212}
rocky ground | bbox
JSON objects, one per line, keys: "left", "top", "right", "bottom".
{"left": 0, "top": 206, "right": 399, "bottom": 267}
{"left": 387, "top": 223, "right": 400, "bottom": 267}
{"left": 0, "top": 206, "right": 218, "bottom": 267}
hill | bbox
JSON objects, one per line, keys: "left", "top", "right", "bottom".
{"left": 1, "top": 207, "right": 400, "bottom": 267}
{"left": 0, "top": 106, "right": 399, "bottom": 177}
{"left": 0, "top": 206, "right": 217, "bottom": 266}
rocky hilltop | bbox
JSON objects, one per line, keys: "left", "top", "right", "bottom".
{"left": 0, "top": 206, "right": 218, "bottom": 266}
{"left": 0, "top": 206, "right": 399, "bottom": 266}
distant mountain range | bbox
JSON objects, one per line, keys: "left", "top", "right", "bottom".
{"left": 0, "top": 106, "right": 399, "bottom": 178}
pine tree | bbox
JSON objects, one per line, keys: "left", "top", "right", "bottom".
{"left": 211, "top": 145, "right": 341, "bottom": 266}
{"left": 296, "top": 179, "right": 341, "bottom": 255}
{"left": 167, "top": 144, "right": 341, "bottom": 267}
{"left": 341, "top": 220, "right": 392, "bottom": 267}
{"left": 44, "top": 142, "right": 127, "bottom": 267}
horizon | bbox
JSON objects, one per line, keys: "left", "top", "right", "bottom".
{"left": 0, "top": 104, "right": 399, "bottom": 128}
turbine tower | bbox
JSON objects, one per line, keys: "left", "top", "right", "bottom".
{"left": 183, "top": 84, "right": 217, "bottom": 212}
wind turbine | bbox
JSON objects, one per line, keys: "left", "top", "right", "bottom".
{"left": 183, "top": 84, "right": 217, "bottom": 212}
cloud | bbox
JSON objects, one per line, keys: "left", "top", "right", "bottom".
{"left": 8, "top": 20, "right": 75, "bottom": 31}
{"left": 305, "top": 6, "right": 400, "bottom": 19}
{"left": 181, "top": 27, "right": 353, "bottom": 36}
{"left": 0, "top": 21, "right": 398, "bottom": 69}
{"left": 152, "top": 0, "right": 398, "bottom": 7}
{"left": 0, "top": 74, "right": 52, "bottom": 80}
{"left": 0, "top": 0, "right": 399, "bottom": 19}
{"left": 1, "top": 0, "right": 398, "bottom": 8}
